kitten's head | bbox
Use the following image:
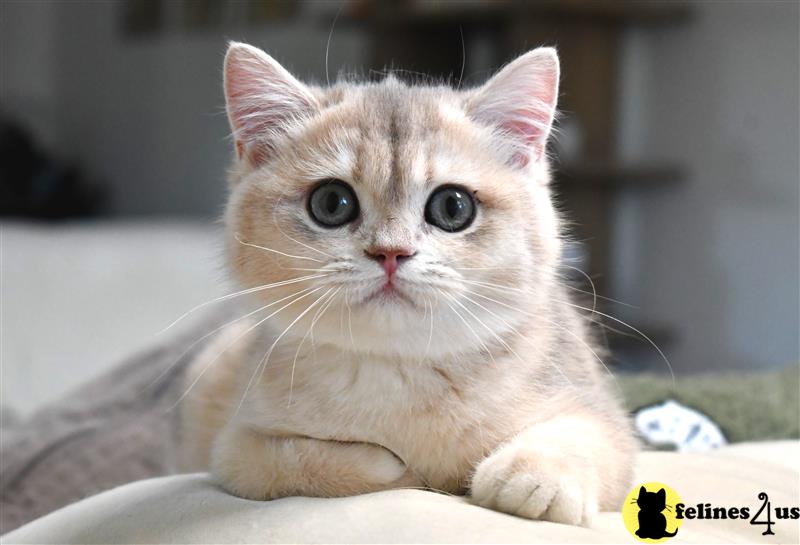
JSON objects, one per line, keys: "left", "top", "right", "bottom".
{"left": 223, "top": 42, "right": 562, "bottom": 359}
{"left": 637, "top": 487, "right": 667, "bottom": 511}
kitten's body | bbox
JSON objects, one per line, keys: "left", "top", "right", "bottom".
{"left": 177, "top": 43, "right": 637, "bottom": 526}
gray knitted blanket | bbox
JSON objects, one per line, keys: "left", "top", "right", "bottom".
{"left": 0, "top": 309, "right": 232, "bottom": 534}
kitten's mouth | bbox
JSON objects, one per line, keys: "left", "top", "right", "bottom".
{"left": 363, "top": 282, "right": 415, "bottom": 306}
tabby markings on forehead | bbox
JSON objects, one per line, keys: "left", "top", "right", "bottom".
{"left": 350, "top": 120, "right": 366, "bottom": 187}
{"left": 387, "top": 109, "right": 404, "bottom": 204}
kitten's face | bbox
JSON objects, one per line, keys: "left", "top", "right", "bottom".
{"left": 637, "top": 487, "right": 667, "bottom": 511}
{"left": 224, "top": 43, "right": 561, "bottom": 359}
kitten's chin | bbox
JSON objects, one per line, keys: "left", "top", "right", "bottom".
{"left": 305, "top": 304, "right": 491, "bottom": 361}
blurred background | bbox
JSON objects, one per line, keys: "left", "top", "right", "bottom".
{"left": 2, "top": 0, "right": 798, "bottom": 416}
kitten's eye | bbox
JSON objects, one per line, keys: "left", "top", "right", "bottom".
{"left": 308, "top": 180, "right": 359, "bottom": 227}
{"left": 425, "top": 185, "right": 475, "bottom": 232}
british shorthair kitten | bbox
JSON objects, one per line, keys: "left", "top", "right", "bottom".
{"left": 177, "top": 42, "right": 636, "bottom": 526}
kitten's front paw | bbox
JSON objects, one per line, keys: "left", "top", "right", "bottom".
{"left": 470, "top": 443, "right": 598, "bottom": 526}
{"left": 212, "top": 423, "right": 420, "bottom": 500}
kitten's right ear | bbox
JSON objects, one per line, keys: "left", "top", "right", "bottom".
{"left": 640, "top": 486, "right": 647, "bottom": 495}
{"left": 224, "top": 42, "right": 318, "bottom": 166}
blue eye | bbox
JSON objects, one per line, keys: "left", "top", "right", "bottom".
{"left": 308, "top": 180, "right": 359, "bottom": 227}
{"left": 425, "top": 185, "right": 475, "bottom": 232}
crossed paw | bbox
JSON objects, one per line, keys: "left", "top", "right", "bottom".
{"left": 470, "top": 442, "right": 599, "bottom": 526}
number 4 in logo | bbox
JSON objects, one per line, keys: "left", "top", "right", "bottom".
{"left": 751, "top": 492, "right": 775, "bottom": 536}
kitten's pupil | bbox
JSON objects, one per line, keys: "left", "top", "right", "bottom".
{"left": 445, "top": 196, "right": 461, "bottom": 219}
{"left": 325, "top": 192, "right": 341, "bottom": 214}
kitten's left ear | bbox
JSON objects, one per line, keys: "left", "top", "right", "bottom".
{"left": 467, "top": 47, "right": 559, "bottom": 168}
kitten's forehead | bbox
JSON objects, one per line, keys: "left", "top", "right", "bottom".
{"left": 313, "top": 78, "right": 487, "bottom": 208}
{"left": 277, "top": 75, "right": 529, "bottom": 231}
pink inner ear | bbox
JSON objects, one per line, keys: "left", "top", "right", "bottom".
{"left": 468, "top": 49, "right": 559, "bottom": 169}
{"left": 507, "top": 111, "right": 551, "bottom": 145}
{"left": 226, "top": 71, "right": 269, "bottom": 164}
{"left": 505, "top": 112, "right": 552, "bottom": 166}
{"left": 471, "top": 96, "right": 556, "bottom": 168}
{"left": 228, "top": 96, "right": 272, "bottom": 162}
{"left": 224, "top": 46, "right": 315, "bottom": 166}
{"left": 226, "top": 76, "right": 290, "bottom": 165}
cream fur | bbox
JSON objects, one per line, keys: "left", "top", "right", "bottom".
{"left": 177, "top": 42, "right": 637, "bottom": 527}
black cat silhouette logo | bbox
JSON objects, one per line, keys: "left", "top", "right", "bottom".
{"left": 622, "top": 482, "right": 683, "bottom": 543}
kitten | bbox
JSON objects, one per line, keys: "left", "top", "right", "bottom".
{"left": 177, "top": 42, "right": 636, "bottom": 527}
{"left": 635, "top": 487, "right": 679, "bottom": 538}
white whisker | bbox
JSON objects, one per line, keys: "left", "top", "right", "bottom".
{"left": 170, "top": 286, "right": 325, "bottom": 411}
{"left": 236, "top": 287, "right": 334, "bottom": 415}
{"left": 234, "top": 232, "right": 324, "bottom": 263}
{"left": 287, "top": 267, "right": 336, "bottom": 273}
{"left": 443, "top": 291, "right": 521, "bottom": 364}
{"left": 457, "top": 25, "right": 466, "bottom": 89}
{"left": 160, "top": 273, "right": 329, "bottom": 333}
{"left": 288, "top": 287, "right": 341, "bottom": 406}
{"left": 279, "top": 229, "right": 337, "bottom": 260}
{"left": 459, "top": 290, "right": 575, "bottom": 388}
{"left": 424, "top": 296, "right": 435, "bottom": 360}
{"left": 561, "top": 301, "right": 675, "bottom": 387}
{"left": 459, "top": 278, "right": 526, "bottom": 294}
{"left": 338, "top": 288, "right": 347, "bottom": 343}
{"left": 542, "top": 315, "right": 620, "bottom": 393}
{"left": 270, "top": 195, "right": 338, "bottom": 260}
{"left": 560, "top": 282, "right": 638, "bottom": 309}
{"left": 557, "top": 267, "right": 636, "bottom": 310}
{"left": 346, "top": 288, "right": 356, "bottom": 349}
{"left": 453, "top": 266, "right": 523, "bottom": 271}
{"left": 460, "top": 287, "right": 617, "bottom": 392}
{"left": 146, "top": 286, "right": 317, "bottom": 393}
{"left": 439, "top": 290, "right": 496, "bottom": 365}
{"left": 456, "top": 275, "right": 667, "bottom": 386}
{"left": 560, "top": 264, "right": 598, "bottom": 312}
{"left": 325, "top": 4, "right": 343, "bottom": 87}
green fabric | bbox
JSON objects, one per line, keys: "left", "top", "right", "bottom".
{"left": 616, "top": 365, "right": 800, "bottom": 443}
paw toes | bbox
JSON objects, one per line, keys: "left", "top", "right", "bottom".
{"left": 516, "top": 480, "right": 558, "bottom": 520}
{"left": 494, "top": 474, "right": 543, "bottom": 514}
{"left": 471, "top": 462, "right": 511, "bottom": 508}
{"left": 470, "top": 450, "right": 599, "bottom": 527}
{"left": 542, "top": 481, "right": 583, "bottom": 526}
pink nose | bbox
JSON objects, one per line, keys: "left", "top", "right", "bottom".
{"left": 365, "top": 247, "right": 416, "bottom": 278}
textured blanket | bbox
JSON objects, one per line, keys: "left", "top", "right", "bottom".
{"left": 5, "top": 442, "right": 799, "bottom": 543}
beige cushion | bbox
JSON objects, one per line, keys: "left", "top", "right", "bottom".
{"left": 4, "top": 441, "right": 798, "bottom": 544}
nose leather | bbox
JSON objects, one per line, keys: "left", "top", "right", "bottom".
{"left": 365, "top": 247, "right": 415, "bottom": 278}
